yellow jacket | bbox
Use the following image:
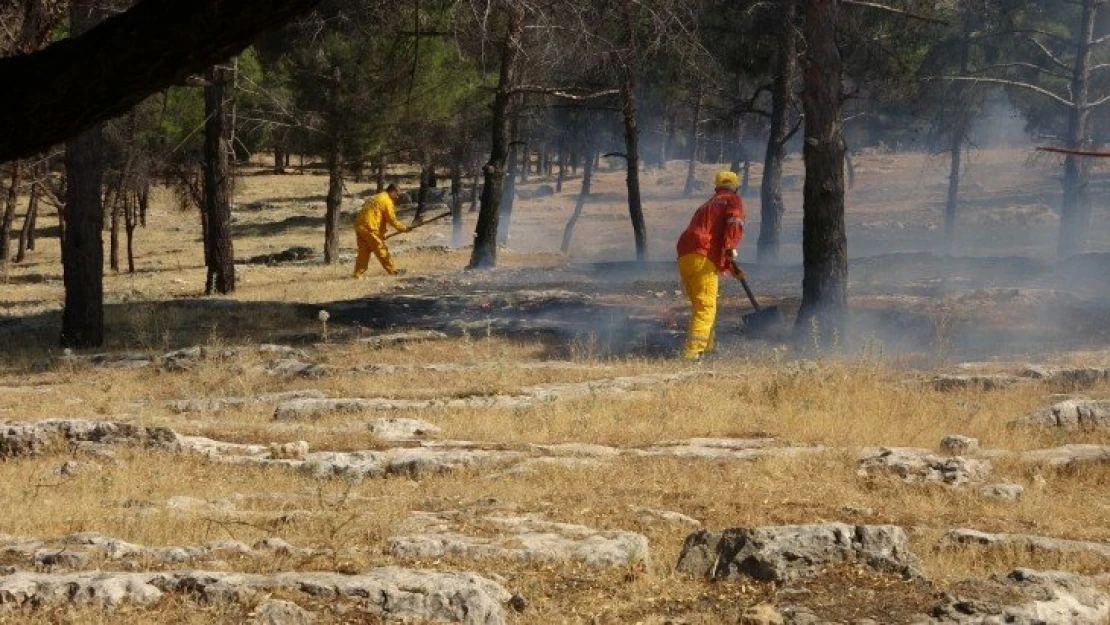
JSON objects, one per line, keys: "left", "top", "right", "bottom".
{"left": 353, "top": 191, "right": 408, "bottom": 236}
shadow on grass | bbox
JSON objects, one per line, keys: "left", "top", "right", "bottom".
{"left": 232, "top": 215, "right": 325, "bottom": 238}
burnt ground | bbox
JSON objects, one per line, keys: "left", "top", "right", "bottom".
{"left": 316, "top": 250, "right": 1110, "bottom": 363}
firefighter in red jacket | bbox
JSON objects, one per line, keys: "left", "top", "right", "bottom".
{"left": 676, "top": 171, "right": 745, "bottom": 360}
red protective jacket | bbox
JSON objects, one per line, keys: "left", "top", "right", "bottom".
{"left": 676, "top": 189, "right": 745, "bottom": 272}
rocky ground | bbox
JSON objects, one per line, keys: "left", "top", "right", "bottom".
{"left": 0, "top": 150, "right": 1107, "bottom": 623}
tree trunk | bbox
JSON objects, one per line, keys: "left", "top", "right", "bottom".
{"left": 61, "top": 0, "right": 106, "bottom": 348}
{"left": 757, "top": 0, "right": 798, "bottom": 265}
{"left": 1, "top": 162, "right": 21, "bottom": 276}
{"left": 943, "top": 137, "right": 962, "bottom": 255}
{"left": 683, "top": 90, "right": 703, "bottom": 197}
{"left": 450, "top": 162, "right": 463, "bottom": 247}
{"left": 415, "top": 162, "right": 432, "bottom": 223}
{"left": 376, "top": 154, "right": 386, "bottom": 192}
{"left": 519, "top": 136, "right": 529, "bottom": 183}
{"left": 138, "top": 183, "right": 148, "bottom": 227}
{"left": 795, "top": 0, "right": 848, "bottom": 343}
{"left": 943, "top": 14, "right": 972, "bottom": 255}
{"left": 620, "top": 0, "right": 647, "bottom": 263}
{"left": 497, "top": 139, "right": 518, "bottom": 245}
{"left": 125, "top": 190, "right": 137, "bottom": 273}
{"left": 202, "top": 64, "right": 235, "bottom": 294}
{"left": 468, "top": 0, "right": 524, "bottom": 269}
{"left": 469, "top": 164, "right": 480, "bottom": 213}
{"left": 15, "top": 172, "right": 39, "bottom": 263}
{"left": 323, "top": 135, "right": 342, "bottom": 264}
{"left": 109, "top": 181, "right": 120, "bottom": 272}
{"left": 556, "top": 137, "right": 566, "bottom": 193}
{"left": 1057, "top": 0, "right": 1097, "bottom": 258}
{"left": 662, "top": 109, "right": 677, "bottom": 166}
{"left": 273, "top": 144, "right": 285, "bottom": 174}
{"left": 561, "top": 140, "right": 595, "bottom": 254}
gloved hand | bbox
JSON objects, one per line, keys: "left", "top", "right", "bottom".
{"left": 729, "top": 261, "right": 746, "bottom": 281}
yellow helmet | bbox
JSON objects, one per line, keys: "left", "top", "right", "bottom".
{"left": 713, "top": 170, "right": 739, "bottom": 189}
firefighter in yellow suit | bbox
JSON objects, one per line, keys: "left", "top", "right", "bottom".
{"left": 676, "top": 171, "right": 746, "bottom": 360}
{"left": 352, "top": 184, "right": 409, "bottom": 277}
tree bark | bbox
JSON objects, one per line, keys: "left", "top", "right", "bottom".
{"left": 555, "top": 137, "right": 566, "bottom": 193}
{"left": 61, "top": 0, "right": 106, "bottom": 348}
{"left": 15, "top": 170, "right": 39, "bottom": 263}
{"left": 376, "top": 154, "right": 386, "bottom": 192}
{"left": 125, "top": 190, "right": 137, "bottom": 273}
{"left": 273, "top": 144, "right": 285, "bottom": 174}
{"left": 468, "top": 0, "right": 524, "bottom": 269}
{"left": 1, "top": 162, "right": 21, "bottom": 276}
{"left": 202, "top": 64, "right": 235, "bottom": 294}
{"left": 0, "top": 0, "right": 324, "bottom": 161}
{"left": 561, "top": 140, "right": 595, "bottom": 254}
{"left": 469, "top": 164, "right": 480, "bottom": 213}
{"left": 497, "top": 136, "right": 518, "bottom": 245}
{"left": 757, "top": 0, "right": 798, "bottom": 265}
{"left": 683, "top": 90, "right": 703, "bottom": 197}
{"left": 620, "top": 0, "right": 647, "bottom": 263}
{"left": 794, "top": 0, "right": 848, "bottom": 342}
{"left": 1057, "top": 0, "right": 1097, "bottom": 258}
{"left": 450, "top": 162, "right": 463, "bottom": 247}
{"left": 109, "top": 180, "right": 121, "bottom": 272}
{"left": 416, "top": 161, "right": 432, "bottom": 223}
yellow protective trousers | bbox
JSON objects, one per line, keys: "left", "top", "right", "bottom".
{"left": 677, "top": 253, "right": 719, "bottom": 358}
{"left": 353, "top": 228, "right": 397, "bottom": 277}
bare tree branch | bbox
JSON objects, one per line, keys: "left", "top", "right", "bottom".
{"left": 510, "top": 85, "right": 619, "bottom": 100}
{"left": 841, "top": 0, "right": 948, "bottom": 25}
{"left": 923, "top": 75, "right": 1074, "bottom": 107}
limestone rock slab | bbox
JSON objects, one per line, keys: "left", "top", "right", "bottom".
{"left": 389, "top": 511, "right": 650, "bottom": 569}
{"left": 676, "top": 523, "right": 921, "bottom": 582}
{"left": 858, "top": 447, "right": 991, "bottom": 486}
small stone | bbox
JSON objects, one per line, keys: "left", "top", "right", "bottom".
{"left": 979, "top": 483, "right": 1024, "bottom": 501}
{"left": 509, "top": 593, "right": 528, "bottom": 612}
{"left": 739, "top": 603, "right": 784, "bottom": 625}
{"left": 939, "top": 435, "right": 979, "bottom": 455}
{"left": 34, "top": 550, "right": 91, "bottom": 569}
{"left": 251, "top": 598, "right": 317, "bottom": 625}
{"left": 269, "top": 441, "right": 310, "bottom": 460}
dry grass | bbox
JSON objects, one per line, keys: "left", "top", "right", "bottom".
{"left": 0, "top": 149, "right": 1107, "bottom": 622}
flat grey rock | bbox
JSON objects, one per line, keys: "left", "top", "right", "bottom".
{"left": 931, "top": 375, "right": 1024, "bottom": 392}
{"left": 359, "top": 330, "right": 450, "bottom": 348}
{"left": 943, "top": 529, "right": 1110, "bottom": 561}
{"left": 0, "top": 420, "right": 179, "bottom": 459}
{"left": 0, "top": 568, "right": 511, "bottom": 623}
{"left": 261, "top": 359, "right": 329, "bottom": 378}
{"left": 1021, "top": 366, "right": 1110, "bottom": 388}
{"left": 389, "top": 511, "right": 650, "bottom": 569}
{"left": 251, "top": 598, "right": 316, "bottom": 625}
{"left": 925, "top": 568, "right": 1109, "bottom": 624}
{"left": 368, "top": 417, "right": 442, "bottom": 441}
{"left": 1021, "top": 399, "right": 1110, "bottom": 430}
{"left": 676, "top": 523, "right": 921, "bottom": 582}
{"left": 1019, "top": 444, "right": 1110, "bottom": 468}
{"left": 167, "top": 390, "right": 327, "bottom": 414}
{"left": 858, "top": 447, "right": 991, "bottom": 486}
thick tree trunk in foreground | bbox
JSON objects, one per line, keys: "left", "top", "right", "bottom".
{"left": 757, "top": 0, "right": 798, "bottom": 265}
{"left": 795, "top": 0, "right": 848, "bottom": 342}
{"left": 61, "top": 1, "right": 106, "bottom": 348}
{"left": 469, "top": 0, "right": 524, "bottom": 269}
{"left": 203, "top": 64, "right": 235, "bottom": 293}
{"left": 0, "top": 0, "right": 324, "bottom": 161}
